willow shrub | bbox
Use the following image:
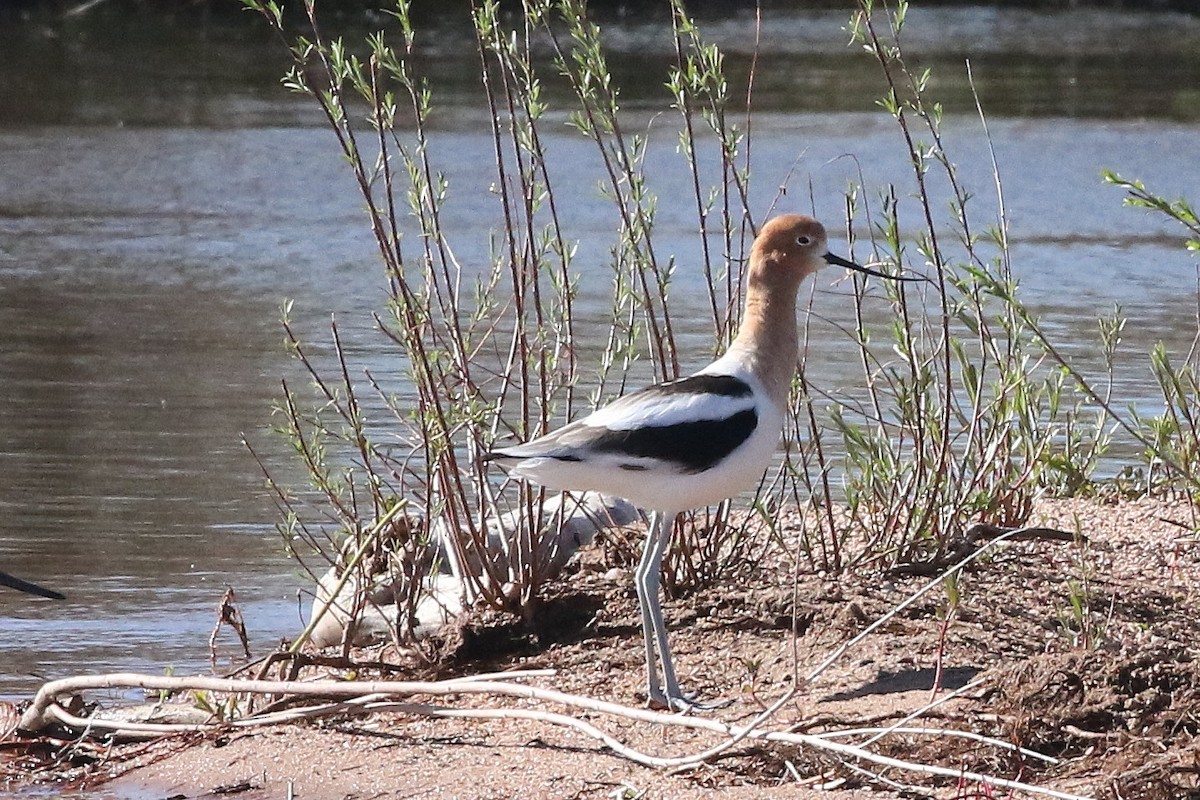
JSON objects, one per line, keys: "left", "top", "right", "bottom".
{"left": 244, "top": 0, "right": 1121, "bottom": 649}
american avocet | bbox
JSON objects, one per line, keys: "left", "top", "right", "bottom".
{"left": 0, "top": 569, "right": 65, "bottom": 600}
{"left": 487, "top": 214, "right": 915, "bottom": 710}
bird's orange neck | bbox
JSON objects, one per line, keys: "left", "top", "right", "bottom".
{"left": 725, "top": 251, "right": 806, "bottom": 407}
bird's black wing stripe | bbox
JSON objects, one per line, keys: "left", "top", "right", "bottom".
{"left": 652, "top": 373, "right": 753, "bottom": 399}
{"left": 588, "top": 408, "right": 758, "bottom": 474}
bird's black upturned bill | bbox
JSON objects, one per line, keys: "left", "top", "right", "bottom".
{"left": 0, "top": 570, "right": 66, "bottom": 600}
{"left": 824, "top": 252, "right": 927, "bottom": 282}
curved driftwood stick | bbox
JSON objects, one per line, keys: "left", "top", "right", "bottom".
{"left": 19, "top": 670, "right": 1093, "bottom": 800}
{"left": 18, "top": 668, "right": 562, "bottom": 733}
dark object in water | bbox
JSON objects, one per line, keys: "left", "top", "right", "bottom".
{"left": 0, "top": 570, "right": 65, "bottom": 600}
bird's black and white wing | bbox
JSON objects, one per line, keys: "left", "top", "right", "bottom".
{"left": 488, "top": 373, "right": 759, "bottom": 475}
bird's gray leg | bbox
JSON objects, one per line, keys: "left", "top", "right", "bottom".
{"left": 638, "top": 511, "right": 699, "bottom": 711}
{"left": 634, "top": 512, "right": 670, "bottom": 707}
{"left": 641, "top": 512, "right": 731, "bottom": 713}
{"left": 643, "top": 513, "right": 680, "bottom": 702}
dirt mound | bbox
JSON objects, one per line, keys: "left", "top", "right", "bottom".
{"left": 983, "top": 644, "right": 1200, "bottom": 799}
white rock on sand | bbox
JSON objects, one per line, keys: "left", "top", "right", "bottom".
{"left": 308, "top": 493, "right": 640, "bottom": 648}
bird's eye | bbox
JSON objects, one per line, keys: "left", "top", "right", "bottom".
{"left": 795, "top": 235, "right": 812, "bottom": 246}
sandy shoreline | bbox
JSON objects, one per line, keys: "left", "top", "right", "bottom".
{"left": 6, "top": 495, "right": 1199, "bottom": 799}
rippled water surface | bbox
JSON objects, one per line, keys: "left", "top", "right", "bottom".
{"left": 2, "top": 5, "right": 1199, "bottom": 698}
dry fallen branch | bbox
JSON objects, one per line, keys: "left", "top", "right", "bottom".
{"left": 209, "top": 587, "right": 251, "bottom": 666}
{"left": 18, "top": 670, "right": 1091, "bottom": 799}
{"left": 16, "top": 526, "right": 1093, "bottom": 799}
{"left": 888, "top": 523, "right": 1079, "bottom": 577}
{"left": 16, "top": 671, "right": 1089, "bottom": 800}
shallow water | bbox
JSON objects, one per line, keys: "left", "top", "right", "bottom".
{"left": 1, "top": 5, "right": 1199, "bottom": 699}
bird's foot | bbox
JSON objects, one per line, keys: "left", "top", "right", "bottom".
{"left": 647, "top": 688, "right": 732, "bottom": 714}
